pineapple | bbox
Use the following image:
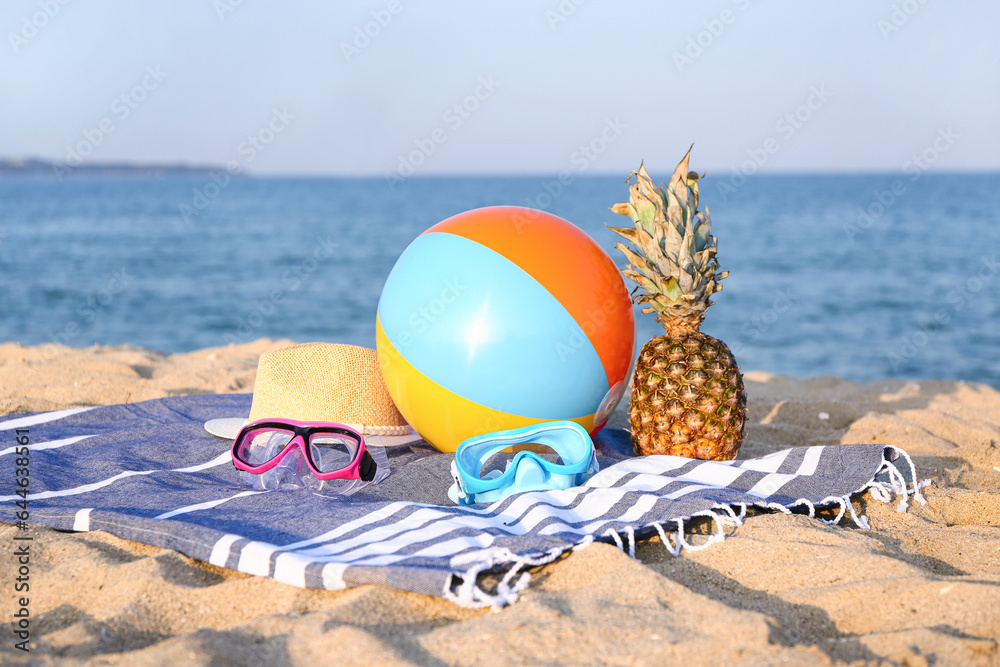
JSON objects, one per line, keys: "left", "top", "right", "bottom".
{"left": 609, "top": 146, "right": 746, "bottom": 460}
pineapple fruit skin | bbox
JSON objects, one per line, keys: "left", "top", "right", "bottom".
{"left": 629, "top": 329, "right": 746, "bottom": 460}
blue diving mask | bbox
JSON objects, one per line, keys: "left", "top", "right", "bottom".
{"left": 448, "top": 421, "right": 600, "bottom": 506}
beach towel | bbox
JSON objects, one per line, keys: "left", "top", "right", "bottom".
{"left": 0, "top": 394, "right": 927, "bottom": 608}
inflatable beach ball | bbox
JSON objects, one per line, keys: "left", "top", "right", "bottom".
{"left": 376, "top": 205, "right": 635, "bottom": 453}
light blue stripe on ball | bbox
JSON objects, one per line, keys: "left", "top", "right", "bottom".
{"left": 378, "top": 232, "right": 608, "bottom": 419}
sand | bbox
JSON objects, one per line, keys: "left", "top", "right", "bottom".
{"left": 1, "top": 339, "right": 998, "bottom": 666}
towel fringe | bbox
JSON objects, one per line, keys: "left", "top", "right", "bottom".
{"left": 649, "top": 446, "right": 929, "bottom": 557}
{"left": 784, "top": 494, "right": 868, "bottom": 529}
{"left": 606, "top": 527, "right": 624, "bottom": 552}
{"left": 816, "top": 495, "right": 848, "bottom": 525}
{"left": 787, "top": 497, "right": 817, "bottom": 518}
{"left": 443, "top": 544, "right": 569, "bottom": 610}
{"left": 667, "top": 509, "right": 728, "bottom": 552}
{"left": 765, "top": 501, "right": 793, "bottom": 515}
{"left": 446, "top": 444, "right": 930, "bottom": 606}
{"left": 573, "top": 533, "right": 596, "bottom": 551}
{"left": 699, "top": 509, "right": 729, "bottom": 547}
{"left": 866, "top": 445, "right": 930, "bottom": 513}
{"left": 602, "top": 525, "right": 638, "bottom": 559}
{"left": 653, "top": 521, "right": 682, "bottom": 556}
{"left": 713, "top": 502, "right": 746, "bottom": 526}
{"left": 845, "top": 494, "right": 870, "bottom": 530}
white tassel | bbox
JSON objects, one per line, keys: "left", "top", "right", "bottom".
{"left": 893, "top": 446, "right": 929, "bottom": 506}
{"left": 788, "top": 497, "right": 817, "bottom": 518}
{"left": 844, "top": 495, "right": 870, "bottom": 530}
{"left": 700, "top": 510, "right": 729, "bottom": 548}
{"left": 606, "top": 527, "right": 625, "bottom": 551}
{"left": 714, "top": 503, "right": 744, "bottom": 526}
{"left": 867, "top": 481, "right": 893, "bottom": 503}
{"left": 445, "top": 545, "right": 570, "bottom": 609}
{"left": 765, "top": 501, "right": 793, "bottom": 515}
{"left": 817, "top": 495, "right": 848, "bottom": 525}
{"left": 654, "top": 521, "right": 682, "bottom": 556}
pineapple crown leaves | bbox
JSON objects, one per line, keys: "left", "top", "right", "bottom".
{"left": 608, "top": 145, "right": 729, "bottom": 328}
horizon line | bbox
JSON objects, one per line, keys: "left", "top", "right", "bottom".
{"left": 2, "top": 157, "right": 998, "bottom": 179}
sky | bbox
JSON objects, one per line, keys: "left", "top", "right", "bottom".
{"left": 2, "top": 1, "right": 998, "bottom": 177}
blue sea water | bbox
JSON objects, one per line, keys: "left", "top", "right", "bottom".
{"left": 1, "top": 173, "right": 998, "bottom": 388}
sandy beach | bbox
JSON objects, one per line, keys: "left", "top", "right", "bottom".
{"left": 1, "top": 339, "right": 998, "bottom": 666}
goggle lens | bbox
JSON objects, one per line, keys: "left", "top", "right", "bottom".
{"left": 480, "top": 443, "right": 563, "bottom": 478}
{"left": 234, "top": 425, "right": 361, "bottom": 475}
{"left": 309, "top": 434, "right": 360, "bottom": 473}
{"left": 236, "top": 428, "right": 295, "bottom": 466}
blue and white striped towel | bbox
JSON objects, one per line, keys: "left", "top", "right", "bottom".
{"left": 0, "top": 394, "right": 925, "bottom": 608}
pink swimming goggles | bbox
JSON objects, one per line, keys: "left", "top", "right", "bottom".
{"left": 231, "top": 419, "right": 377, "bottom": 488}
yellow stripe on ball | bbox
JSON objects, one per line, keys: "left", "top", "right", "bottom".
{"left": 376, "top": 315, "right": 596, "bottom": 453}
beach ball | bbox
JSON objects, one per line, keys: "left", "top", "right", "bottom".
{"left": 376, "top": 205, "right": 635, "bottom": 453}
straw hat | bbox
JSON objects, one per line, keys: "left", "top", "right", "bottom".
{"left": 204, "top": 342, "right": 414, "bottom": 442}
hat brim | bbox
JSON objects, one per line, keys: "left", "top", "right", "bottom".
{"left": 203, "top": 417, "right": 421, "bottom": 446}
{"left": 204, "top": 418, "right": 247, "bottom": 440}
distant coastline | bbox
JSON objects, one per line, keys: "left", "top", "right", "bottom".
{"left": 0, "top": 157, "right": 222, "bottom": 178}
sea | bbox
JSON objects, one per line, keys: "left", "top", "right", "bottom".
{"left": 2, "top": 172, "right": 998, "bottom": 388}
